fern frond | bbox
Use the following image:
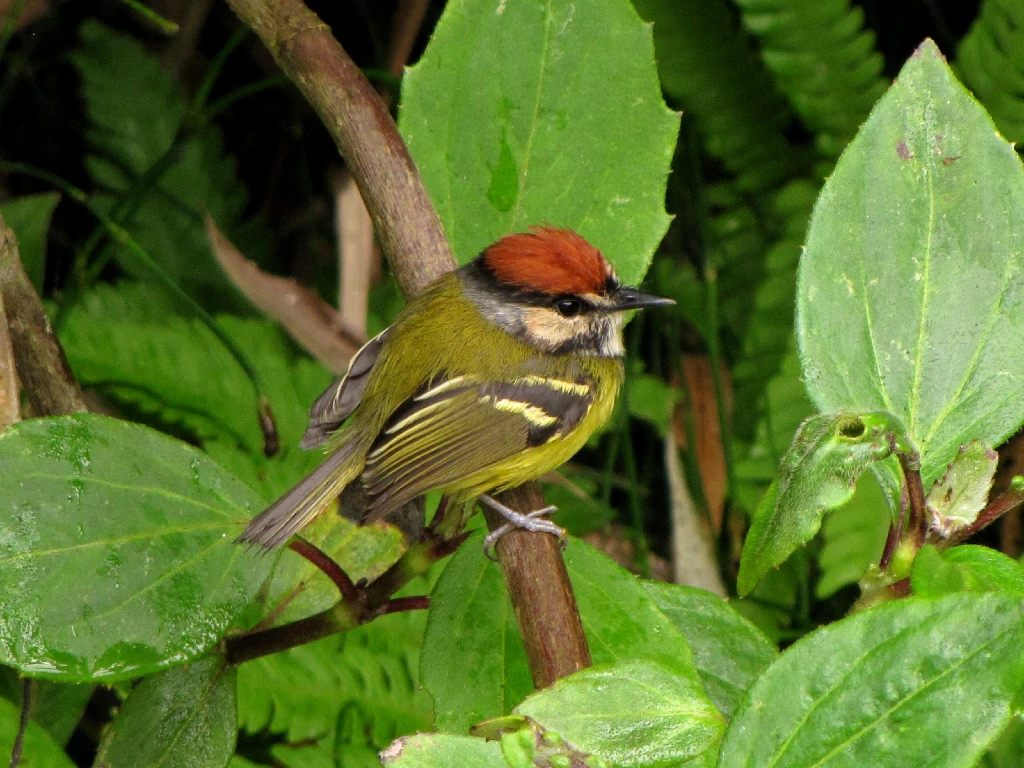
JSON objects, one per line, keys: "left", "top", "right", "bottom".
{"left": 634, "top": 0, "right": 806, "bottom": 191}
{"left": 734, "top": 0, "right": 888, "bottom": 155}
{"left": 957, "top": 0, "right": 1024, "bottom": 145}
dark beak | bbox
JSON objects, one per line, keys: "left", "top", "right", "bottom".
{"left": 610, "top": 287, "right": 676, "bottom": 312}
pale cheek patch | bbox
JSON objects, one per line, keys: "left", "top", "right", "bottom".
{"left": 522, "top": 307, "right": 579, "bottom": 351}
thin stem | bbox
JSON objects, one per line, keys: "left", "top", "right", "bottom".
{"left": 116, "top": 0, "right": 180, "bottom": 34}
{"left": 288, "top": 538, "right": 358, "bottom": 602}
{"left": 226, "top": 605, "right": 354, "bottom": 665}
{"left": 9, "top": 678, "right": 31, "bottom": 768}
{"left": 374, "top": 596, "right": 429, "bottom": 616}
{"left": 899, "top": 452, "right": 927, "bottom": 548}
{"left": 947, "top": 489, "right": 1024, "bottom": 547}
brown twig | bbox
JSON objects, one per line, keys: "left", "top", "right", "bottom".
{"left": 388, "top": 0, "right": 429, "bottom": 77}
{"left": 9, "top": 678, "right": 32, "bottom": 768}
{"left": 206, "top": 216, "right": 362, "bottom": 374}
{"left": 226, "top": 0, "right": 592, "bottom": 688}
{"left": 0, "top": 216, "right": 86, "bottom": 417}
{"left": 288, "top": 538, "right": 359, "bottom": 602}
{"left": 899, "top": 452, "right": 928, "bottom": 548}
{"left": 0, "top": 284, "right": 19, "bottom": 431}
{"left": 946, "top": 489, "right": 1024, "bottom": 547}
{"left": 483, "top": 483, "right": 591, "bottom": 689}
{"left": 333, "top": 172, "right": 374, "bottom": 339}
{"left": 222, "top": 0, "right": 454, "bottom": 298}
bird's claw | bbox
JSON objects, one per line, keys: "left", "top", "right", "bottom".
{"left": 480, "top": 500, "right": 566, "bottom": 561}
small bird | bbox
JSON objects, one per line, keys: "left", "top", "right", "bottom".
{"left": 238, "top": 226, "right": 674, "bottom": 552}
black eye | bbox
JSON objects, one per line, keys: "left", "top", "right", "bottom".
{"left": 555, "top": 298, "right": 583, "bottom": 317}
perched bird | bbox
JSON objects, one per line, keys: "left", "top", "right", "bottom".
{"left": 238, "top": 226, "right": 674, "bottom": 551}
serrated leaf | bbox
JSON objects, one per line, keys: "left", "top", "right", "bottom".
{"left": 737, "top": 411, "right": 906, "bottom": 595}
{"left": 911, "top": 544, "right": 1024, "bottom": 598}
{"left": 380, "top": 734, "right": 503, "bottom": 767}
{"left": 399, "top": 0, "right": 678, "bottom": 285}
{"left": 719, "top": 593, "right": 1024, "bottom": 768}
{"left": 798, "top": 39, "right": 1024, "bottom": 489}
{"left": 421, "top": 531, "right": 533, "bottom": 734}
{"left": 94, "top": 656, "right": 236, "bottom": 768}
{"left": 516, "top": 660, "right": 724, "bottom": 768}
{"left": 0, "top": 192, "right": 60, "bottom": 292}
{"left": 0, "top": 415, "right": 273, "bottom": 681}
{"left": 642, "top": 581, "right": 778, "bottom": 718}
{"left": 926, "top": 440, "right": 997, "bottom": 536}
{"left": 0, "top": 694, "right": 75, "bottom": 768}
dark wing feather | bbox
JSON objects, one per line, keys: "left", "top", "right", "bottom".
{"left": 360, "top": 374, "right": 594, "bottom": 523}
{"left": 301, "top": 328, "right": 390, "bottom": 449}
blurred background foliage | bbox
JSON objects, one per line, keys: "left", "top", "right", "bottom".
{"left": 5, "top": 0, "right": 1024, "bottom": 764}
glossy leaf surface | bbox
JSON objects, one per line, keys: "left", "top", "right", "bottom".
{"left": 911, "top": 545, "right": 1024, "bottom": 598}
{"left": 94, "top": 656, "right": 236, "bottom": 768}
{"left": 0, "top": 415, "right": 272, "bottom": 681}
{"left": 516, "top": 660, "right": 724, "bottom": 768}
{"left": 719, "top": 593, "right": 1024, "bottom": 768}
{"left": 400, "top": 0, "right": 678, "bottom": 285}
{"left": 798, "top": 40, "right": 1024, "bottom": 487}
{"left": 643, "top": 581, "right": 778, "bottom": 718}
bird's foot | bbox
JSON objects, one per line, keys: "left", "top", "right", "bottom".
{"left": 479, "top": 494, "right": 566, "bottom": 561}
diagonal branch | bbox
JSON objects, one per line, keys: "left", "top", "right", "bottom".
{"left": 222, "top": 0, "right": 592, "bottom": 687}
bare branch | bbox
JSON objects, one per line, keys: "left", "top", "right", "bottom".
{"left": 206, "top": 216, "right": 362, "bottom": 374}
{"left": 0, "top": 285, "right": 19, "bottom": 431}
{"left": 333, "top": 172, "right": 374, "bottom": 339}
{"left": 0, "top": 217, "right": 86, "bottom": 417}
{"left": 222, "top": 0, "right": 455, "bottom": 298}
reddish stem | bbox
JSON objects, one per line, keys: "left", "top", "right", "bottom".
{"left": 288, "top": 538, "right": 359, "bottom": 603}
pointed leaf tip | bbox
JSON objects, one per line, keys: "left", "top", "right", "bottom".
{"left": 911, "top": 38, "right": 945, "bottom": 61}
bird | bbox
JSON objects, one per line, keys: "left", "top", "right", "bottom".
{"left": 238, "top": 225, "right": 674, "bottom": 553}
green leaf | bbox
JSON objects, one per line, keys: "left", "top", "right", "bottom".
{"left": 798, "top": 40, "right": 1024, "bottom": 488}
{"left": 0, "top": 414, "right": 273, "bottom": 681}
{"left": 719, "top": 593, "right": 1024, "bottom": 768}
{"left": 238, "top": 609, "right": 433, "bottom": 751}
{"left": 565, "top": 539, "right": 704, "bottom": 682}
{"left": 399, "top": 0, "right": 678, "bottom": 285}
{"left": 0, "top": 192, "right": 60, "bottom": 292}
{"left": 94, "top": 656, "right": 236, "bottom": 768}
{"left": 516, "top": 660, "right": 724, "bottom": 768}
{"left": 58, "top": 283, "right": 332, "bottom": 500}
{"left": 983, "top": 715, "right": 1024, "bottom": 768}
{"left": 421, "top": 531, "right": 533, "bottom": 734}
{"left": 625, "top": 372, "right": 678, "bottom": 436}
{"left": 815, "top": 471, "right": 890, "bottom": 598}
{"left": 0, "top": 667, "right": 92, "bottom": 746}
{"left": 911, "top": 545, "right": 1024, "bottom": 598}
{"left": 379, "top": 734, "right": 503, "bottom": 767}
{"left": 642, "top": 581, "right": 778, "bottom": 718}
{"left": 0, "top": 695, "right": 75, "bottom": 768}
{"left": 926, "top": 440, "right": 998, "bottom": 536}
{"left": 737, "top": 411, "right": 905, "bottom": 595}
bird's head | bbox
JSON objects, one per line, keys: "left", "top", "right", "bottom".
{"left": 460, "top": 226, "right": 674, "bottom": 357}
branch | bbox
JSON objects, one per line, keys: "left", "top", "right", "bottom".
{"left": 483, "top": 483, "right": 591, "bottom": 689}
{"left": 0, "top": 216, "right": 87, "bottom": 417}
{"left": 946, "top": 489, "right": 1024, "bottom": 547}
{"left": 222, "top": 0, "right": 454, "bottom": 298}
{"left": 225, "top": 0, "right": 592, "bottom": 687}
{"left": 0, "top": 280, "right": 18, "bottom": 431}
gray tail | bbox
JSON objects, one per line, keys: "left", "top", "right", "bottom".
{"left": 237, "top": 439, "right": 363, "bottom": 550}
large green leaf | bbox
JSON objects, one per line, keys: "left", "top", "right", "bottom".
{"left": 643, "top": 582, "right": 778, "bottom": 718}
{"left": 798, "top": 40, "right": 1024, "bottom": 488}
{"left": 421, "top": 531, "right": 533, "bottom": 734}
{"left": 94, "top": 656, "right": 236, "bottom": 768}
{"left": 0, "top": 192, "right": 60, "bottom": 292}
{"left": 0, "top": 695, "right": 75, "bottom": 768}
{"left": 515, "top": 660, "right": 724, "bottom": 768}
{"left": 399, "top": 0, "right": 678, "bottom": 285}
{"left": 0, "top": 415, "right": 272, "bottom": 681}
{"left": 911, "top": 545, "right": 1024, "bottom": 598}
{"left": 719, "top": 593, "right": 1024, "bottom": 768}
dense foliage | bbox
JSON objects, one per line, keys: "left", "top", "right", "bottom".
{"left": 4, "top": 1, "right": 1024, "bottom": 767}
